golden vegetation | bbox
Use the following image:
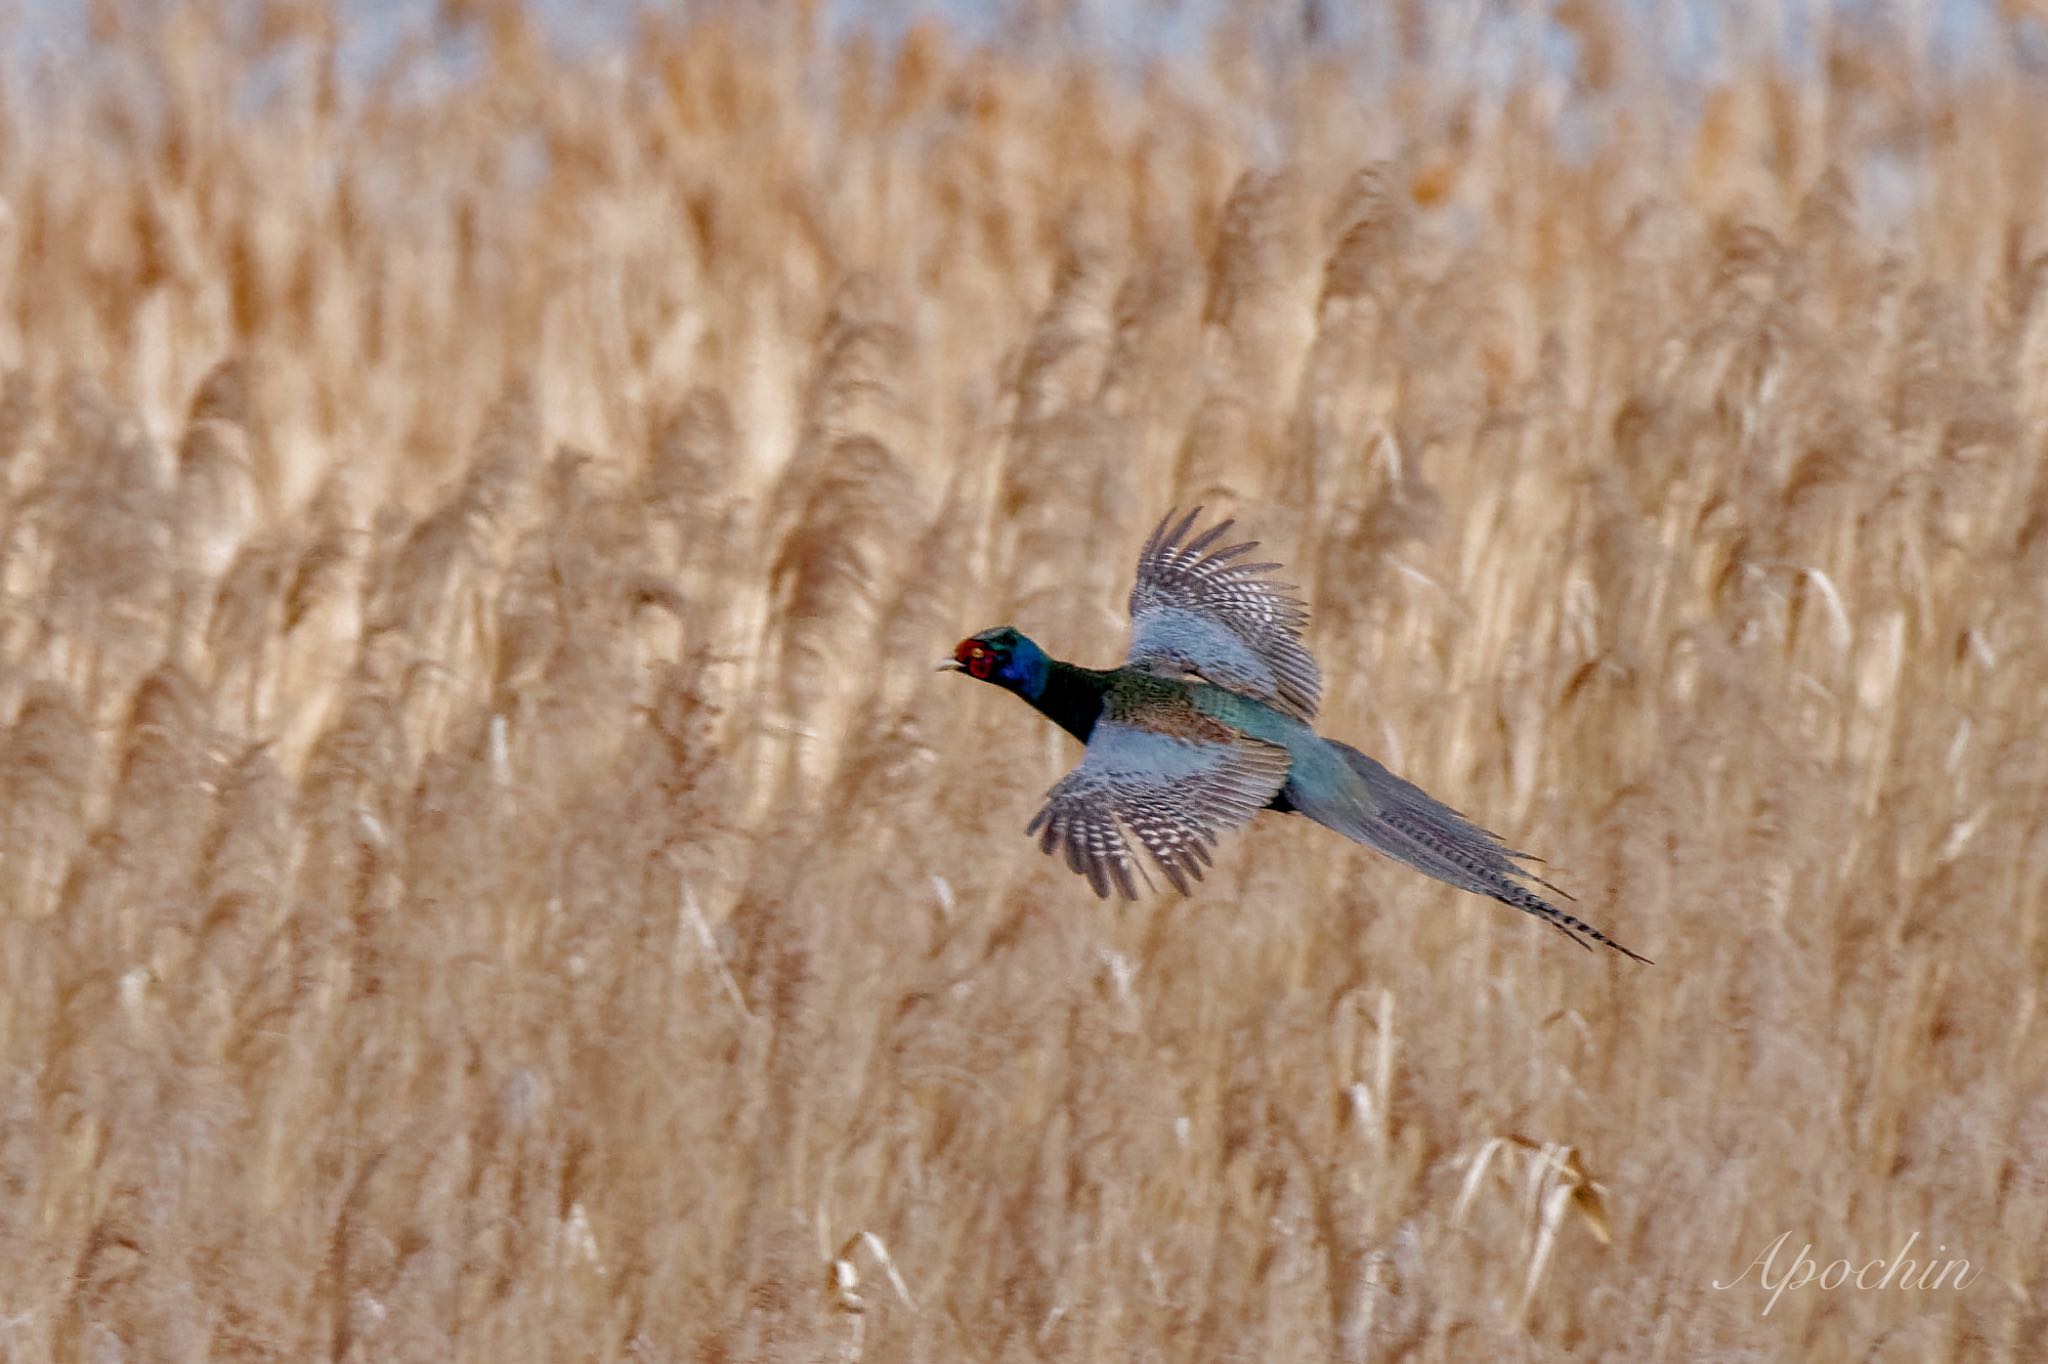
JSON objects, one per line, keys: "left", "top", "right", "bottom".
{"left": 0, "top": 2, "right": 2042, "bottom": 1358}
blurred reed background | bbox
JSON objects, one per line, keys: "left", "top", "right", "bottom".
{"left": 0, "top": 0, "right": 2042, "bottom": 1358}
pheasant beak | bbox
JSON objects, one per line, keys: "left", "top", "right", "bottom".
{"left": 935, "top": 657, "right": 964, "bottom": 672}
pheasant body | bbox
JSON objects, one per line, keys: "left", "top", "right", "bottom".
{"left": 945, "top": 511, "right": 1649, "bottom": 962}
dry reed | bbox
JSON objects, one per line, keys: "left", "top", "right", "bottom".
{"left": 0, "top": 1, "right": 2042, "bottom": 1360}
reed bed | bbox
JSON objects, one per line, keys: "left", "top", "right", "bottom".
{"left": 0, "top": 2, "right": 2042, "bottom": 1359}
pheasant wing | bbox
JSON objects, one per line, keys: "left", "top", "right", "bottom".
{"left": 1124, "top": 508, "right": 1323, "bottom": 720}
{"left": 1025, "top": 703, "right": 1293, "bottom": 899}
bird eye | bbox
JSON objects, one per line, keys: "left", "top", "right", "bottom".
{"left": 967, "top": 645, "right": 994, "bottom": 679}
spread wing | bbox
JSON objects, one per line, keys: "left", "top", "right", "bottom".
{"left": 1124, "top": 508, "right": 1323, "bottom": 720}
{"left": 1025, "top": 703, "right": 1292, "bottom": 899}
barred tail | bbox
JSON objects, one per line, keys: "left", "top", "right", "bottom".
{"left": 1302, "top": 740, "right": 1651, "bottom": 964}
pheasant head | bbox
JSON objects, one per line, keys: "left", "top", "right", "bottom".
{"left": 942, "top": 626, "right": 1051, "bottom": 699}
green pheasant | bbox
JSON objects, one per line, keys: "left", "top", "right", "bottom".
{"left": 942, "top": 509, "right": 1650, "bottom": 961}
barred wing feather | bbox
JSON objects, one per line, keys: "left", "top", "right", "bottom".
{"left": 1026, "top": 716, "right": 1292, "bottom": 899}
{"left": 1125, "top": 508, "right": 1323, "bottom": 719}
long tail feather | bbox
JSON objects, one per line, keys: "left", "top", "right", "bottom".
{"left": 1306, "top": 740, "right": 1652, "bottom": 963}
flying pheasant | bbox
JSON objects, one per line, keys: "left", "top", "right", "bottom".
{"left": 942, "top": 509, "right": 1649, "bottom": 961}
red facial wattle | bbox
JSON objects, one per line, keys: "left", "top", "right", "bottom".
{"left": 956, "top": 639, "right": 995, "bottom": 680}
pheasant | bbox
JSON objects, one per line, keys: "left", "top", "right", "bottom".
{"left": 942, "top": 509, "right": 1650, "bottom": 961}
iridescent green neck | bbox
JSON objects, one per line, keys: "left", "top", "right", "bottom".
{"left": 1032, "top": 661, "right": 1113, "bottom": 744}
